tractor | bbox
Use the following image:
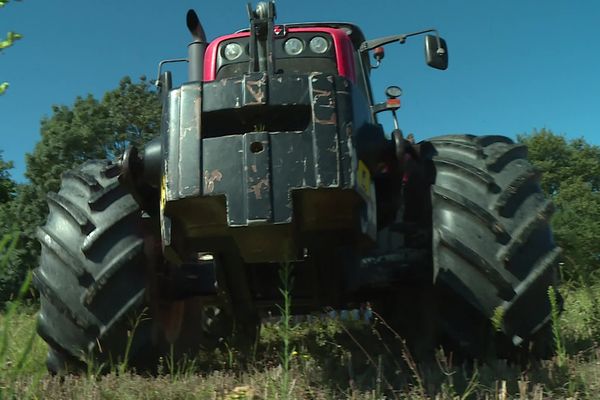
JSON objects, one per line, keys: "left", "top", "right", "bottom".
{"left": 34, "top": 2, "right": 560, "bottom": 372}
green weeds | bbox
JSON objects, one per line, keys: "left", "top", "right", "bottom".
{"left": 0, "top": 232, "right": 46, "bottom": 399}
{"left": 549, "top": 285, "right": 567, "bottom": 367}
{"left": 276, "top": 261, "right": 294, "bottom": 399}
{"left": 1, "top": 231, "right": 600, "bottom": 398}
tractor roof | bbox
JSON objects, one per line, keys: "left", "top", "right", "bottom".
{"left": 236, "top": 22, "right": 367, "bottom": 50}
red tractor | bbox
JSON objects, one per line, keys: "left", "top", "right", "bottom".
{"left": 34, "top": 2, "right": 559, "bottom": 372}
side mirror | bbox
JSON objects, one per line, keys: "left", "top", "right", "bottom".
{"left": 425, "top": 34, "right": 448, "bottom": 70}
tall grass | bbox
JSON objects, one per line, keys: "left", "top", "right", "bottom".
{"left": 1, "top": 230, "right": 600, "bottom": 398}
{"left": 1, "top": 287, "right": 599, "bottom": 399}
{"left": 276, "top": 261, "right": 294, "bottom": 399}
{"left": 548, "top": 285, "right": 567, "bottom": 367}
{"left": 0, "top": 232, "right": 47, "bottom": 399}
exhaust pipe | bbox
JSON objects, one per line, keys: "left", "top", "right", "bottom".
{"left": 186, "top": 9, "right": 207, "bottom": 82}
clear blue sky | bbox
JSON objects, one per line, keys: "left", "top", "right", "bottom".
{"left": 1, "top": 0, "right": 599, "bottom": 182}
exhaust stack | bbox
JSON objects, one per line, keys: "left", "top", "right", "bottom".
{"left": 186, "top": 9, "right": 207, "bottom": 82}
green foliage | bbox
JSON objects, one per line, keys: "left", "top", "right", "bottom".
{"left": 0, "top": 30, "right": 22, "bottom": 51}
{"left": 560, "top": 283, "right": 600, "bottom": 349}
{"left": 26, "top": 76, "right": 161, "bottom": 195}
{"left": 548, "top": 286, "right": 566, "bottom": 367}
{"left": 0, "top": 77, "right": 161, "bottom": 302}
{"left": 519, "top": 128, "right": 600, "bottom": 194}
{"left": 518, "top": 129, "right": 600, "bottom": 281}
{"left": 0, "top": 185, "right": 49, "bottom": 302}
{"left": 276, "top": 262, "right": 295, "bottom": 399}
{"left": 552, "top": 178, "right": 600, "bottom": 280}
{"left": 0, "top": 232, "right": 46, "bottom": 396}
{"left": 1, "top": 286, "right": 600, "bottom": 398}
{"left": 0, "top": 0, "right": 23, "bottom": 95}
{"left": 0, "top": 152, "right": 15, "bottom": 204}
{"left": 0, "top": 0, "right": 17, "bottom": 7}
{"left": 490, "top": 306, "right": 505, "bottom": 333}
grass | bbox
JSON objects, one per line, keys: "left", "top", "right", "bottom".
{"left": 0, "top": 284, "right": 598, "bottom": 399}
{"left": 1, "top": 232, "right": 599, "bottom": 398}
{"left": 276, "top": 261, "right": 294, "bottom": 399}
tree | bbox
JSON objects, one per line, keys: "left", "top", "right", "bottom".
{"left": 0, "top": 76, "right": 161, "bottom": 301}
{"left": 0, "top": 0, "right": 23, "bottom": 95}
{"left": 0, "top": 151, "right": 15, "bottom": 204}
{"left": 0, "top": 152, "right": 23, "bottom": 300}
{"left": 552, "top": 177, "right": 600, "bottom": 280}
{"left": 519, "top": 129, "right": 600, "bottom": 281}
{"left": 26, "top": 76, "right": 161, "bottom": 195}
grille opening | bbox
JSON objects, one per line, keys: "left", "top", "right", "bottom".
{"left": 202, "top": 104, "right": 311, "bottom": 138}
{"left": 216, "top": 58, "right": 338, "bottom": 80}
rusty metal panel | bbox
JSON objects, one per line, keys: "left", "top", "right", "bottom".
{"left": 243, "top": 132, "right": 272, "bottom": 222}
{"left": 243, "top": 73, "right": 268, "bottom": 106}
{"left": 333, "top": 78, "right": 354, "bottom": 186}
{"left": 202, "top": 74, "right": 310, "bottom": 113}
{"left": 270, "top": 131, "right": 316, "bottom": 223}
{"left": 202, "top": 135, "right": 244, "bottom": 224}
{"left": 163, "top": 83, "right": 203, "bottom": 201}
{"left": 164, "top": 89, "right": 181, "bottom": 202}
{"left": 269, "top": 75, "right": 310, "bottom": 105}
{"left": 310, "top": 74, "right": 340, "bottom": 188}
{"left": 178, "top": 83, "right": 203, "bottom": 197}
{"left": 164, "top": 75, "right": 366, "bottom": 231}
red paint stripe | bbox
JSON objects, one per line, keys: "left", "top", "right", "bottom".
{"left": 202, "top": 27, "right": 355, "bottom": 82}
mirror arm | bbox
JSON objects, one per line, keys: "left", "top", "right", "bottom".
{"left": 155, "top": 58, "right": 188, "bottom": 89}
{"left": 370, "top": 59, "right": 381, "bottom": 69}
{"left": 360, "top": 28, "right": 444, "bottom": 55}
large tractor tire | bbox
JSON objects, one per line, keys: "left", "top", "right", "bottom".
{"left": 33, "top": 160, "right": 154, "bottom": 373}
{"left": 428, "top": 135, "right": 560, "bottom": 358}
{"left": 34, "top": 160, "right": 252, "bottom": 373}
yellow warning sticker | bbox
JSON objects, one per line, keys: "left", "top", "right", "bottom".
{"left": 160, "top": 175, "right": 167, "bottom": 213}
{"left": 357, "top": 160, "right": 371, "bottom": 197}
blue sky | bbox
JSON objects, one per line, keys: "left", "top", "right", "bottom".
{"left": 1, "top": 0, "right": 599, "bottom": 182}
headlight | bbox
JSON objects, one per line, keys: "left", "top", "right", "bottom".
{"left": 284, "top": 38, "right": 304, "bottom": 55}
{"left": 223, "top": 42, "right": 243, "bottom": 61}
{"left": 309, "top": 36, "right": 329, "bottom": 54}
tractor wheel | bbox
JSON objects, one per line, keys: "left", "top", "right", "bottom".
{"left": 33, "top": 160, "right": 232, "bottom": 373}
{"left": 33, "top": 160, "right": 153, "bottom": 373}
{"left": 428, "top": 134, "right": 560, "bottom": 359}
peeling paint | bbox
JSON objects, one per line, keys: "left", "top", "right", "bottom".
{"left": 314, "top": 112, "right": 337, "bottom": 125}
{"left": 248, "top": 178, "right": 270, "bottom": 200}
{"left": 311, "top": 88, "right": 333, "bottom": 99}
{"left": 345, "top": 122, "right": 353, "bottom": 137}
{"left": 204, "top": 169, "right": 223, "bottom": 194}
{"left": 244, "top": 75, "right": 268, "bottom": 105}
{"left": 245, "top": 82, "right": 265, "bottom": 104}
